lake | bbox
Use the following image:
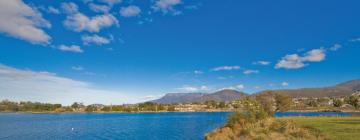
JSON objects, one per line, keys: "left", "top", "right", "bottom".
{"left": 0, "top": 112, "right": 357, "bottom": 140}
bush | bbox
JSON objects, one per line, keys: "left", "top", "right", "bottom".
{"left": 225, "top": 98, "right": 269, "bottom": 128}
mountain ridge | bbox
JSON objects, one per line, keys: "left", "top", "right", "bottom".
{"left": 151, "top": 79, "right": 360, "bottom": 104}
{"left": 151, "top": 89, "right": 247, "bottom": 104}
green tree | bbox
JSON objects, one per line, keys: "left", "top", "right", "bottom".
{"left": 255, "top": 91, "right": 275, "bottom": 116}
{"left": 333, "top": 99, "right": 343, "bottom": 107}
{"left": 306, "top": 99, "right": 318, "bottom": 107}
{"left": 274, "top": 92, "right": 292, "bottom": 112}
{"left": 167, "top": 105, "right": 176, "bottom": 111}
{"left": 218, "top": 102, "right": 226, "bottom": 108}
{"left": 85, "top": 105, "right": 97, "bottom": 112}
{"left": 345, "top": 95, "right": 359, "bottom": 108}
{"left": 226, "top": 98, "right": 268, "bottom": 128}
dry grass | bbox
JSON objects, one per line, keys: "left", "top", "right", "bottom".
{"left": 205, "top": 118, "right": 327, "bottom": 140}
{"left": 285, "top": 117, "right": 360, "bottom": 140}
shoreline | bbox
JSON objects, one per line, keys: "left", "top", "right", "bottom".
{"left": 1, "top": 110, "right": 359, "bottom": 114}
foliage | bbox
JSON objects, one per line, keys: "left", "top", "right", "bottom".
{"left": 85, "top": 105, "right": 98, "bottom": 112}
{"left": 345, "top": 95, "right": 359, "bottom": 108}
{"left": 0, "top": 100, "right": 62, "bottom": 112}
{"left": 274, "top": 92, "right": 292, "bottom": 111}
{"left": 255, "top": 91, "right": 275, "bottom": 116}
{"left": 167, "top": 105, "right": 176, "bottom": 111}
{"left": 333, "top": 98, "right": 343, "bottom": 107}
{"left": 306, "top": 98, "right": 319, "bottom": 107}
{"left": 290, "top": 117, "right": 360, "bottom": 140}
{"left": 225, "top": 98, "right": 269, "bottom": 128}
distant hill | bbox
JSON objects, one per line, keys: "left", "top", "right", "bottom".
{"left": 152, "top": 89, "right": 247, "bottom": 104}
{"left": 152, "top": 79, "right": 360, "bottom": 104}
{"left": 257, "top": 79, "right": 360, "bottom": 98}
{"left": 151, "top": 93, "right": 206, "bottom": 104}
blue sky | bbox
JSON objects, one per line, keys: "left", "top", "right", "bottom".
{"left": 0, "top": 0, "right": 360, "bottom": 105}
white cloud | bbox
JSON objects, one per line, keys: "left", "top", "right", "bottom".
{"left": 99, "top": 0, "right": 122, "bottom": 6}
{"left": 243, "top": 70, "right": 259, "bottom": 75}
{"left": 275, "top": 54, "right": 305, "bottom": 69}
{"left": 275, "top": 48, "right": 326, "bottom": 69}
{"left": 281, "top": 82, "right": 289, "bottom": 87}
{"left": 0, "top": 64, "right": 137, "bottom": 105}
{"left": 217, "top": 77, "right": 226, "bottom": 80}
{"left": 217, "top": 76, "right": 234, "bottom": 80}
{"left": 58, "top": 45, "right": 83, "bottom": 53}
{"left": 61, "top": 2, "right": 78, "bottom": 14}
{"left": 152, "top": 0, "right": 182, "bottom": 15}
{"left": 211, "top": 66, "right": 240, "bottom": 71}
{"left": 71, "top": 66, "right": 84, "bottom": 71}
{"left": 302, "top": 48, "right": 326, "bottom": 62}
{"left": 177, "top": 85, "right": 210, "bottom": 92}
{"left": 64, "top": 13, "right": 118, "bottom": 32}
{"left": 120, "top": 5, "right": 141, "bottom": 17}
{"left": 254, "top": 86, "right": 261, "bottom": 89}
{"left": 349, "top": 38, "right": 360, "bottom": 42}
{"left": 253, "top": 61, "right": 271, "bottom": 65}
{"left": 329, "top": 44, "right": 342, "bottom": 51}
{"left": 219, "top": 84, "right": 245, "bottom": 91}
{"left": 47, "top": 6, "right": 60, "bottom": 14}
{"left": 89, "top": 3, "right": 111, "bottom": 13}
{"left": 0, "top": 0, "right": 51, "bottom": 44}
{"left": 62, "top": 2, "right": 118, "bottom": 33}
{"left": 194, "top": 70, "right": 203, "bottom": 74}
{"left": 140, "top": 94, "right": 163, "bottom": 101}
{"left": 81, "top": 34, "right": 111, "bottom": 45}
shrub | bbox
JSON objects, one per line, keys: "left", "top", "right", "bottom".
{"left": 225, "top": 98, "right": 269, "bottom": 128}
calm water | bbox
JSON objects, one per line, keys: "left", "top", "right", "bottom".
{"left": 0, "top": 112, "right": 356, "bottom": 140}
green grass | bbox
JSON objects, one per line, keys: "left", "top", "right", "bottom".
{"left": 283, "top": 117, "right": 360, "bottom": 140}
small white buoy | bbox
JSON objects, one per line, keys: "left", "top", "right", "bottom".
{"left": 71, "top": 128, "right": 74, "bottom": 131}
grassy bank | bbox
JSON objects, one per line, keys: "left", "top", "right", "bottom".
{"left": 284, "top": 117, "right": 360, "bottom": 140}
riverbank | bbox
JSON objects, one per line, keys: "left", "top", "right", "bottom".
{"left": 206, "top": 116, "right": 360, "bottom": 140}
{"left": 1, "top": 109, "right": 359, "bottom": 114}
{"left": 286, "top": 117, "right": 360, "bottom": 140}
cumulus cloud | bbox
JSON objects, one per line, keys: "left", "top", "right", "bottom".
{"left": 349, "top": 38, "right": 360, "bottom": 42}
{"left": 61, "top": 2, "right": 78, "bottom": 14}
{"left": 140, "top": 95, "right": 163, "bottom": 101}
{"left": 99, "top": 0, "right": 122, "bottom": 6}
{"left": 194, "top": 70, "right": 203, "bottom": 74}
{"left": 89, "top": 3, "right": 111, "bottom": 13}
{"left": 47, "top": 6, "right": 60, "bottom": 14}
{"left": 81, "top": 34, "right": 111, "bottom": 45}
{"left": 62, "top": 2, "right": 118, "bottom": 33}
{"left": 0, "top": 0, "right": 51, "bottom": 44}
{"left": 275, "top": 54, "right": 305, "bottom": 69}
{"left": 177, "top": 85, "right": 210, "bottom": 92}
{"left": 329, "top": 44, "right": 342, "bottom": 51}
{"left": 219, "top": 84, "right": 245, "bottom": 91}
{"left": 120, "top": 5, "right": 141, "bottom": 17}
{"left": 281, "top": 82, "right": 289, "bottom": 87}
{"left": 302, "top": 48, "right": 326, "bottom": 62}
{"left": 152, "top": 0, "right": 182, "bottom": 15}
{"left": 243, "top": 70, "right": 259, "bottom": 75}
{"left": 211, "top": 66, "right": 240, "bottom": 71}
{"left": 64, "top": 13, "right": 118, "bottom": 33}
{"left": 253, "top": 61, "right": 271, "bottom": 65}
{"left": 58, "top": 45, "right": 83, "bottom": 53}
{"left": 71, "top": 66, "right": 84, "bottom": 71}
{"left": 276, "top": 48, "right": 326, "bottom": 69}
{"left": 0, "top": 64, "right": 136, "bottom": 105}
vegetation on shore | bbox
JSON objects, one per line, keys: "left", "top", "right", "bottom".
{"left": 0, "top": 90, "right": 358, "bottom": 113}
{"left": 205, "top": 92, "right": 360, "bottom": 140}
{"left": 287, "top": 117, "right": 360, "bottom": 140}
{"left": 206, "top": 97, "right": 327, "bottom": 140}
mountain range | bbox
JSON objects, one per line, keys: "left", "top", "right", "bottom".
{"left": 152, "top": 89, "right": 247, "bottom": 104}
{"left": 151, "top": 79, "right": 360, "bottom": 104}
